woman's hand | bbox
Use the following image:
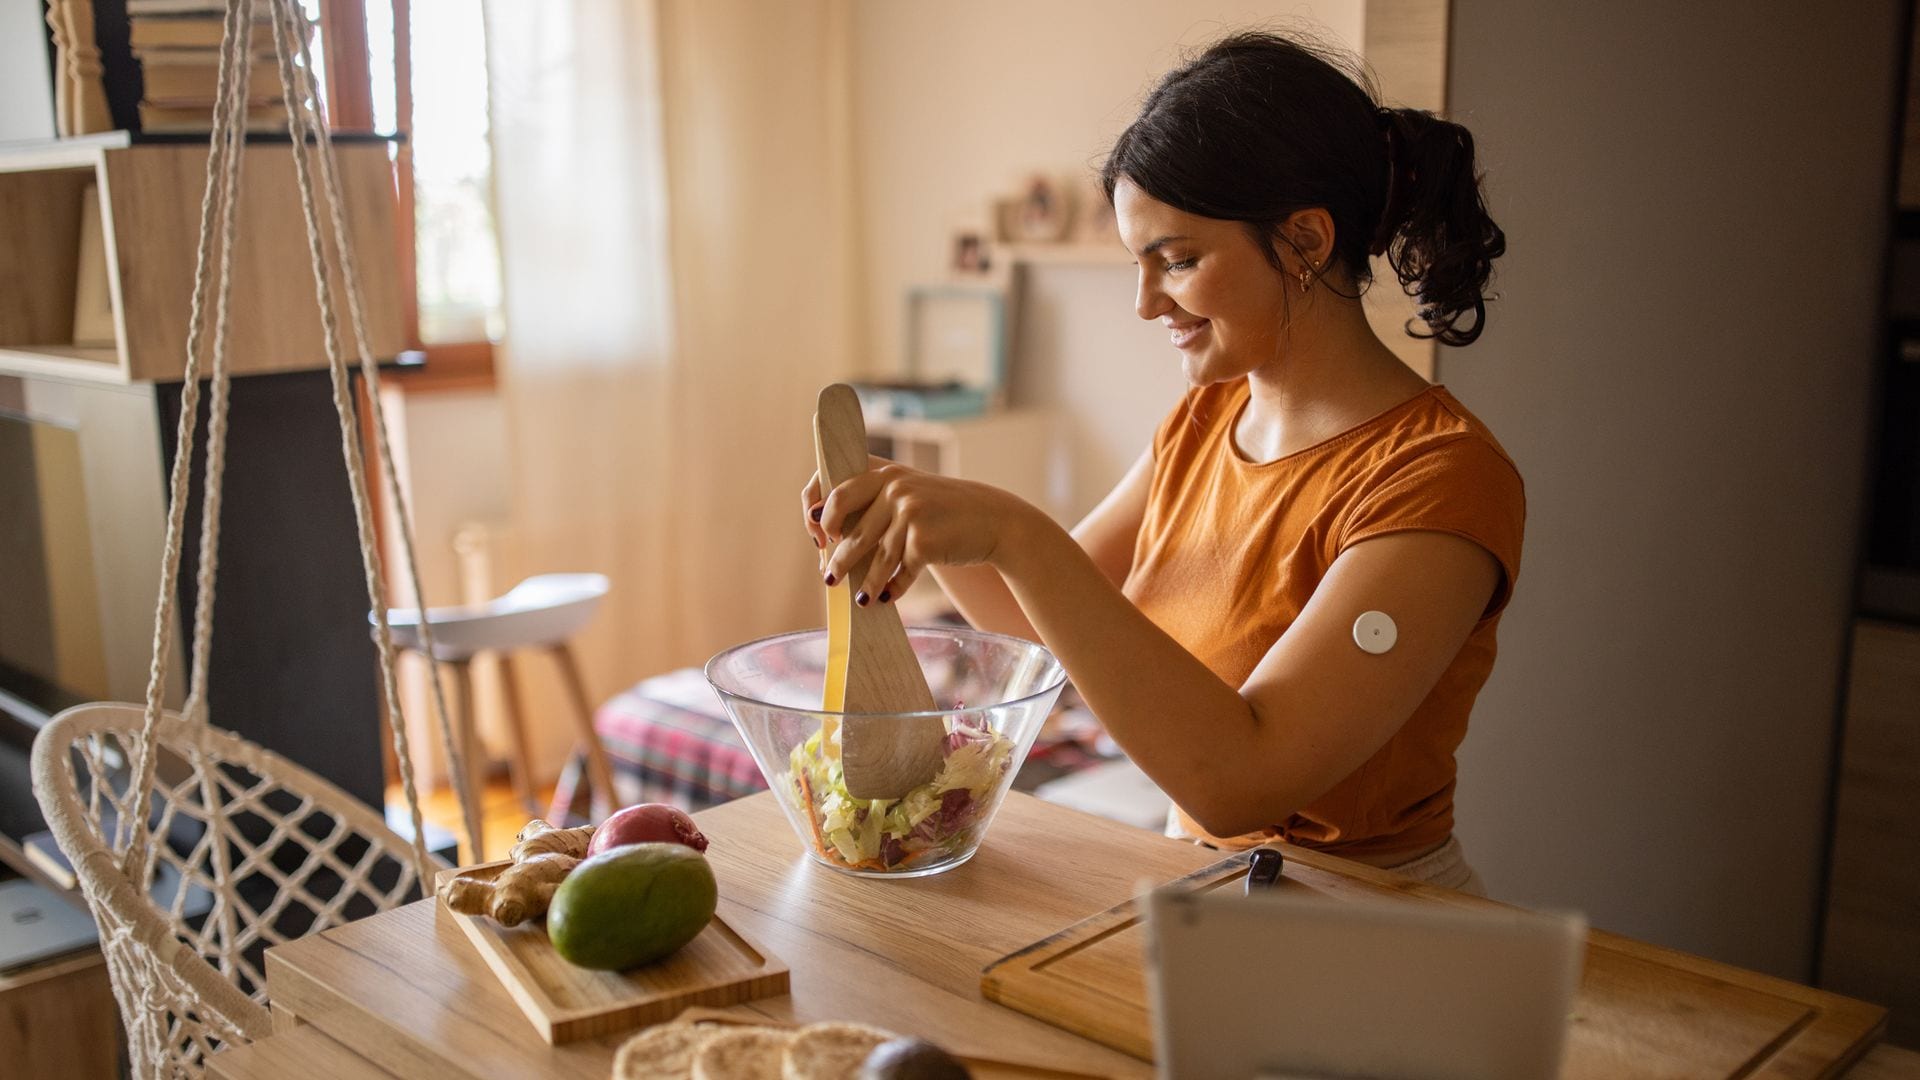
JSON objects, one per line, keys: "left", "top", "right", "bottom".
{"left": 800, "top": 460, "right": 1032, "bottom": 605}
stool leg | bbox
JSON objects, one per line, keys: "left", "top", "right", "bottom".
{"left": 549, "top": 643, "right": 617, "bottom": 822}
{"left": 449, "top": 658, "right": 485, "bottom": 862}
{"left": 495, "top": 653, "right": 540, "bottom": 816}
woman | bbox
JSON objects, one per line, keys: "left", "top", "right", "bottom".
{"left": 803, "top": 31, "right": 1516, "bottom": 893}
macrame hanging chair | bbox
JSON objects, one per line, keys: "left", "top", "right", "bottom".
{"left": 29, "top": 0, "right": 478, "bottom": 1075}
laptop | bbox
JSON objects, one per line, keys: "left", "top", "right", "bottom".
{"left": 0, "top": 879, "right": 100, "bottom": 972}
{"left": 1146, "top": 886, "right": 1586, "bottom": 1080}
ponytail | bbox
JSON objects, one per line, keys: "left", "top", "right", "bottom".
{"left": 1372, "top": 108, "right": 1505, "bottom": 346}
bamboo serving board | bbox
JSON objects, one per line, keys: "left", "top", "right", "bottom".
{"left": 435, "top": 863, "right": 789, "bottom": 1045}
{"left": 981, "top": 848, "right": 1889, "bottom": 1079}
{"left": 671, "top": 1006, "right": 1110, "bottom": 1079}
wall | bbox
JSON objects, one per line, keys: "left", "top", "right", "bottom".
{"left": 376, "top": 387, "right": 521, "bottom": 785}
{"left": 849, "top": 0, "right": 1368, "bottom": 517}
{"left": 1444, "top": 0, "right": 1900, "bottom": 979}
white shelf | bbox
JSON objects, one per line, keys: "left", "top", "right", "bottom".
{"left": 0, "top": 344, "right": 124, "bottom": 383}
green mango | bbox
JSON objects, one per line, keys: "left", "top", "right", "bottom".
{"left": 546, "top": 842, "right": 717, "bottom": 971}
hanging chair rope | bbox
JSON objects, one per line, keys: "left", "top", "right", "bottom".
{"left": 264, "top": 0, "right": 478, "bottom": 866}
{"left": 118, "top": 0, "right": 260, "bottom": 888}
{"left": 33, "top": 4, "right": 502, "bottom": 1069}
{"left": 35, "top": 1, "right": 490, "bottom": 1070}
{"left": 29, "top": 7, "right": 484, "bottom": 1067}
{"left": 116, "top": 0, "right": 475, "bottom": 920}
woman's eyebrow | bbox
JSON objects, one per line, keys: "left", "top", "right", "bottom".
{"left": 1138, "top": 235, "right": 1192, "bottom": 257}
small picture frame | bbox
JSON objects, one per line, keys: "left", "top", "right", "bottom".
{"left": 950, "top": 229, "right": 992, "bottom": 275}
{"left": 1002, "top": 173, "right": 1072, "bottom": 243}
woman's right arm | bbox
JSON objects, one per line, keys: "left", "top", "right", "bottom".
{"left": 801, "top": 448, "right": 1155, "bottom": 640}
{"left": 927, "top": 446, "right": 1154, "bottom": 638}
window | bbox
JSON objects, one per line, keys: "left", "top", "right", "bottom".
{"left": 317, "top": 0, "right": 504, "bottom": 386}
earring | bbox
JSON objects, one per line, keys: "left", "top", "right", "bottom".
{"left": 1298, "top": 265, "right": 1314, "bottom": 293}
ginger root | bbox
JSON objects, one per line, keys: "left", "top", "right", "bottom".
{"left": 486, "top": 852, "right": 579, "bottom": 927}
{"left": 510, "top": 819, "right": 595, "bottom": 861}
{"left": 438, "top": 819, "right": 596, "bottom": 928}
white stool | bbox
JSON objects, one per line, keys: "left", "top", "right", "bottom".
{"left": 384, "top": 573, "right": 619, "bottom": 859}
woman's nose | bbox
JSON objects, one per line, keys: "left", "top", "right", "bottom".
{"left": 1135, "top": 272, "right": 1171, "bottom": 321}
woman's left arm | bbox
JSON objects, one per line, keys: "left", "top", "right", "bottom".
{"left": 818, "top": 472, "right": 1499, "bottom": 839}
{"left": 997, "top": 514, "right": 1499, "bottom": 837}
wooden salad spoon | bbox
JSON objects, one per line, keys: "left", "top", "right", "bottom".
{"left": 814, "top": 384, "right": 945, "bottom": 799}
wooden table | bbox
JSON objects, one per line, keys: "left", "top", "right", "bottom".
{"left": 209, "top": 792, "right": 1917, "bottom": 1079}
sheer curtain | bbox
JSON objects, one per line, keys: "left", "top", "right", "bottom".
{"left": 478, "top": 0, "right": 855, "bottom": 778}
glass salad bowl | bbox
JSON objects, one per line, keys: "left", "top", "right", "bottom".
{"left": 705, "top": 626, "right": 1067, "bottom": 878}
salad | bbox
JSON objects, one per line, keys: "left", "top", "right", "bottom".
{"left": 787, "top": 722, "right": 1013, "bottom": 871}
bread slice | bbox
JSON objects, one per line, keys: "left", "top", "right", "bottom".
{"left": 692, "top": 1027, "right": 792, "bottom": 1080}
{"left": 614, "top": 1022, "right": 712, "bottom": 1080}
{"left": 782, "top": 1022, "right": 896, "bottom": 1080}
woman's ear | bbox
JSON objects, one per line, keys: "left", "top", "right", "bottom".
{"left": 1279, "top": 208, "right": 1337, "bottom": 271}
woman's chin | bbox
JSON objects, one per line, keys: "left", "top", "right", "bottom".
{"left": 1181, "top": 351, "right": 1232, "bottom": 387}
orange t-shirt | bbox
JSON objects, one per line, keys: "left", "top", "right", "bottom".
{"left": 1122, "top": 379, "right": 1525, "bottom": 861}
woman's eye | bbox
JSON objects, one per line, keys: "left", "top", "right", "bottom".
{"left": 1165, "top": 257, "right": 1196, "bottom": 272}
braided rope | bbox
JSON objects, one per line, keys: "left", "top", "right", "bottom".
{"left": 29, "top": 1, "right": 478, "bottom": 1072}
{"left": 183, "top": 6, "right": 258, "bottom": 979}
{"left": 120, "top": 0, "right": 256, "bottom": 886}
{"left": 271, "top": 0, "right": 476, "bottom": 860}
{"left": 261, "top": 0, "right": 434, "bottom": 883}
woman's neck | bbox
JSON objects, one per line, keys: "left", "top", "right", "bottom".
{"left": 1235, "top": 294, "right": 1430, "bottom": 462}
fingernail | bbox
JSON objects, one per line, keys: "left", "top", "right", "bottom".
{"left": 878, "top": 589, "right": 891, "bottom": 604}
{"left": 855, "top": 591, "right": 870, "bottom": 607}
{"left": 824, "top": 573, "right": 837, "bottom": 586}
{"left": 810, "top": 506, "right": 823, "bottom": 522}
{"left": 812, "top": 535, "right": 822, "bottom": 548}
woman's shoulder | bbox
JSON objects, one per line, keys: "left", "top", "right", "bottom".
{"left": 1374, "top": 385, "right": 1522, "bottom": 481}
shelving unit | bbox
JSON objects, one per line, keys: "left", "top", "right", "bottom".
{"left": 0, "top": 132, "right": 404, "bottom": 384}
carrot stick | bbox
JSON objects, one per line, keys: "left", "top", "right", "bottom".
{"left": 794, "top": 767, "right": 829, "bottom": 857}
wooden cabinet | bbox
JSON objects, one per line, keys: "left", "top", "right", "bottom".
{"left": 0, "top": 949, "right": 122, "bottom": 1080}
{"left": 0, "top": 132, "right": 403, "bottom": 383}
{"left": 1820, "top": 620, "right": 1920, "bottom": 1047}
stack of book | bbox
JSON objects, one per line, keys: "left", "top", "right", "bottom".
{"left": 127, "top": 0, "right": 296, "bottom": 133}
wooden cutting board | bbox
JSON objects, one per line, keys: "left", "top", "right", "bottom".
{"left": 981, "top": 848, "right": 1888, "bottom": 1079}
{"left": 435, "top": 863, "right": 789, "bottom": 1044}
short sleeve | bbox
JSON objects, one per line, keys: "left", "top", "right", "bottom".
{"left": 1336, "top": 435, "right": 1526, "bottom": 619}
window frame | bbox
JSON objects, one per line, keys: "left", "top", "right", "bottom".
{"left": 319, "top": 0, "right": 498, "bottom": 392}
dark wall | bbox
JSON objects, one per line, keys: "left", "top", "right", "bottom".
{"left": 1444, "top": 1, "right": 1902, "bottom": 979}
{"left": 156, "top": 369, "right": 386, "bottom": 809}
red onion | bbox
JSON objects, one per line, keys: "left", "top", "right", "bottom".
{"left": 586, "top": 803, "right": 709, "bottom": 857}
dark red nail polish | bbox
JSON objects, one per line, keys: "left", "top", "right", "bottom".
{"left": 824, "top": 573, "right": 837, "bottom": 586}
{"left": 813, "top": 536, "right": 822, "bottom": 548}
{"left": 878, "top": 589, "right": 891, "bottom": 604}
{"left": 810, "top": 506, "right": 823, "bottom": 522}
{"left": 855, "top": 591, "right": 870, "bottom": 607}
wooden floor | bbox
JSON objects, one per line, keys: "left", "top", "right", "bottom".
{"left": 386, "top": 775, "right": 557, "bottom": 865}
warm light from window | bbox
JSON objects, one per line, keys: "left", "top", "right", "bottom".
{"left": 407, "top": 0, "right": 504, "bottom": 344}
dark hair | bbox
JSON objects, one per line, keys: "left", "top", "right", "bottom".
{"left": 1101, "top": 31, "right": 1505, "bottom": 347}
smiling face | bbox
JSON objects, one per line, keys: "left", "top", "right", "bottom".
{"left": 1114, "top": 178, "right": 1299, "bottom": 387}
